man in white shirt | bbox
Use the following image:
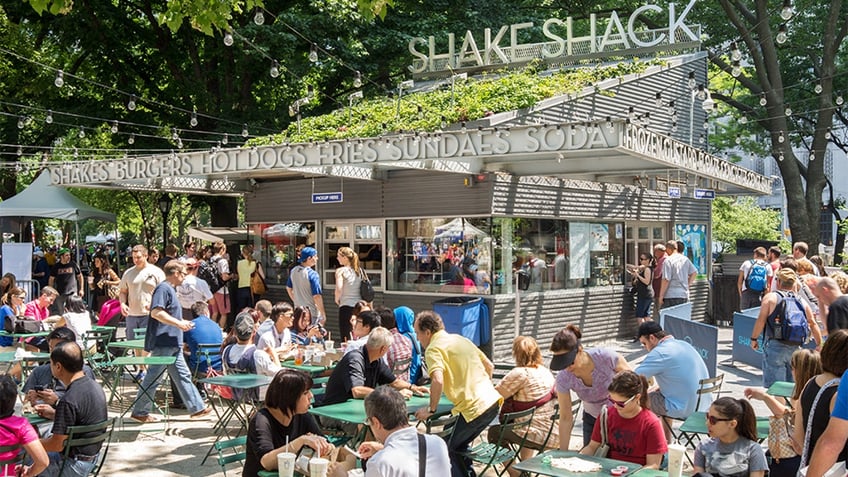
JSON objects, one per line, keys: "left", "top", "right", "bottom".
{"left": 119, "top": 245, "right": 166, "bottom": 368}
{"left": 286, "top": 247, "right": 326, "bottom": 325}
{"left": 176, "top": 258, "right": 214, "bottom": 319}
{"left": 358, "top": 386, "right": 450, "bottom": 476}
{"left": 658, "top": 240, "right": 697, "bottom": 309}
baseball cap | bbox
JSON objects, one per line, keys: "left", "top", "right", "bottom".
{"left": 299, "top": 247, "right": 317, "bottom": 263}
{"left": 183, "top": 258, "right": 198, "bottom": 269}
{"left": 234, "top": 312, "right": 255, "bottom": 341}
{"left": 58, "top": 247, "right": 70, "bottom": 255}
{"left": 637, "top": 321, "right": 663, "bottom": 338}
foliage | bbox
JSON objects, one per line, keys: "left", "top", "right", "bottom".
{"left": 249, "top": 60, "right": 658, "bottom": 144}
{"left": 712, "top": 196, "right": 781, "bottom": 255}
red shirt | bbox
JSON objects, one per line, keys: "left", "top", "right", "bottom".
{"left": 591, "top": 405, "right": 667, "bottom": 465}
{"left": 24, "top": 300, "right": 49, "bottom": 321}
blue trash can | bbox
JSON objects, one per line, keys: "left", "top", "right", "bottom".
{"left": 432, "top": 297, "right": 490, "bottom": 346}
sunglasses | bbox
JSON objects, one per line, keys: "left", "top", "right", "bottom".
{"left": 609, "top": 395, "right": 637, "bottom": 408}
{"left": 706, "top": 414, "right": 734, "bottom": 425}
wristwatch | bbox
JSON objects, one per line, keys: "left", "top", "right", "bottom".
{"left": 429, "top": 407, "right": 437, "bottom": 414}
{"left": 750, "top": 337, "right": 758, "bottom": 341}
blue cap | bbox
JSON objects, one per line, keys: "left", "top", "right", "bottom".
{"left": 299, "top": 247, "right": 317, "bottom": 263}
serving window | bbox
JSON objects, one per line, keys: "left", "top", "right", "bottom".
{"left": 249, "top": 222, "right": 316, "bottom": 287}
{"left": 322, "top": 221, "right": 383, "bottom": 288}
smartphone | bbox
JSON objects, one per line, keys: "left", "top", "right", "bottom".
{"left": 33, "top": 385, "right": 45, "bottom": 392}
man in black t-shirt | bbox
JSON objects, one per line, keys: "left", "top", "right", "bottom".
{"left": 48, "top": 248, "right": 83, "bottom": 315}
{"left": 319, "top": 327, "right": 428, "bottom": 407}
{"left": 39, "top": 341, "right": 108, "bottom": 477}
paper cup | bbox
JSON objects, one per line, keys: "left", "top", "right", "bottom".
{"left": 667, "top": 443, "right": 686, "bottom": 477}
{"left": 309, "top": 457, "right": 330, "bottom": 477}
{"left": 348, "top": 470, "right": 364, "bottom": 477}
{"left": 277, "top": 452, "right": 296, "bottom": 477}
{"left": 324, "top": 340, "right": 334, "bottom": 351}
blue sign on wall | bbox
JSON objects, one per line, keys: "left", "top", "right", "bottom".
{"left": 311, "top": 192, "right": 343, "bottom": 204}
{"left": 694, "top": 188, "right": 716, "bottom": 200}
{"left": 663, "top": 315, "right": 718, "bottom": 378}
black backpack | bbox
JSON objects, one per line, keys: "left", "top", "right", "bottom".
{"left": 197, "top": 257, "right": 224, "bottom": 293}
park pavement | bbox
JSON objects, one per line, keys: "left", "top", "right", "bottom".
{"left": 97, "top": 324, "right": 768, "bottom": 476}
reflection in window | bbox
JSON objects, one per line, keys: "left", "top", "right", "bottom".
{"left": 251, "top": 223, "right": 316, "bottom": 286}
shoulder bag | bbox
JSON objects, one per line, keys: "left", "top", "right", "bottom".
{"left": 250, "top": 264, "right": 267, "bottom": 296}
{"left": 418, "top": 432, "right": 427, "bottom": 477}
{"left": 593, "top": 405, "right": 610, "bottom": 458}
{"left": 799, "top": 377, "right": 841, "bottom": 469}
{"left": 359, "top": 267, "right": 375, "bottom": 302}
{"left": 768, "top": 411, "right": 797, "bottom": 461}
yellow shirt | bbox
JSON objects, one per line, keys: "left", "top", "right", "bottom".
{"left": 237, "top": 259, "right": 257, "bottom": 288}
{"left": 424, "top": 329, "right": 502, "bottom": 422}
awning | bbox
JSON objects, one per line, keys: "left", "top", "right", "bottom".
{"left": 187, "top": 227, "right": 250, "bottom": 243}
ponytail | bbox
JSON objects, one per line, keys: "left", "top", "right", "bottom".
{"left": 711, "top": 397, "right": 758, "bottom": 442}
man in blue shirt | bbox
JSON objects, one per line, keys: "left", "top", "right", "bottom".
{"left": 636, "top": 321, "right": 711, "bottom": 441}
{"left": 130, "top": 260, "right": 212, "bottom": 423}
{"left": 173, "top": 301, "right": 223, "bottom": 408}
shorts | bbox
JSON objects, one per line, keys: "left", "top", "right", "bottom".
{"left": 648, "top": 389, "right": 669, "bottom": 416}
{"left": 635, "top": 297, "right": 653, "bottom": 318}
{"left": 126, "top": 316, "right": 149, "bottom": 340}
{"left": 210, "top": 292, "right": 230, "bottom": 316}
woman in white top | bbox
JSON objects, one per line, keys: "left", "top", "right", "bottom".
{"left": 334, "top": 247, "right": 362, "bottom": 342}
{"left": 51, "top": 295, "right": 92, "bottom": 350}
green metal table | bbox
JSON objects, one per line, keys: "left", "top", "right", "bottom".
{"left": 0, "top": 330, "right": 50, "bottom": 340}
{"left": 108, "top": 339, "right": 146, "bottom": 353}
{"left": 0, "top": 351, "right": 51, "bottom": 379}
{"left": 110, "top": 355, "right": 177, "bottom": 420}
{"left": 280, "top": 360, "right": 332, "bottom": 377}
{"left": 767, "top": 380, "right": 794, "bottom": 400}
{"left": 310, "top": 393, "right": 453, "bottom": 425}
{"left": 512, "top": 450, "right": 642, "bottom": 477}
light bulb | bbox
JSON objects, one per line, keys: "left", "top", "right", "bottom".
{"left": 253, "top": 8, "right": 265, "bottom": 25}
{"left": 171, "top": 127, "right": 179, "bottom": 141}
{"left": 735, "top": 135, "right": 742, "bottom": 145}
{"left": 740, "top": 116, "right": 748, "bottom": 125}
{"left": 699, "top": 134, "right": 705, "bottom": 144}
{"left": 270, "top": 60, "right": 280, "bottom": 78}
{"left": 45, "top": 110, "right": 53, "bottom": 124}
{"left": 655, "top": 92, "right": 662, "bottom": 108}
{"left": 809, "top": 151, "right": 815, "bottom": 161}
{"left": 54, "top": 70, "right": 64, "bottom": 88}
{"left": 731, "top": 42, "right": 742, "bottom": 61}
{"left": 731, "top": 61, "right": 741, "bottom": 77}
{"left": 354, "top": 71, "right": 362, "bottom": 88}
{"left": 190, "top": 111, "right": 198, "bottom": 127}
{"left": 78, "top": 128, "right": 85, "bottom": 138}
{"left": 778, "top": 131, "right": 785, "bottom": 143}
{"left": 222, "top": 133, "right": 228, "bottom": 145}
{"left": 785, "top": 107, "right": 792, "bottom": 116}
{"left": 837, "top": 95, "right": 844, "bottom": 106}
{"left": 440, "top": 115, "right": 446, "bottom": 129}
{"left": 177, "top": 138, "right": 184, "bottom": 149}
{"left": 825, "top": 128, "right": 832, "bottom": 139}
{"left": 242, "top": 123, "right": 249, "bottom": 138}
{"left": 17, "top": 117, "right": 25, "bottom": 129}
{"left": 776, "top": 25, "right": 787, "bottom": 45}
{"left": 111, "top": 121, "right": 118, "bottom": 133}
{"left": 308, "top": 46, "right": 318, "bottom": 63}
{"left": 703, "top": 120, "right": 710, "bottom": 130}
{"left": 128, "top": 134, "right": 135, "bottom": 145}
{"left": 815, "top": 83, "right": 823, "bottom": 94}
{"left": 671, "top": 122, "right": 678, "bottom": 132}
{"left": 127, "top": 94, "right": 137, "bottom": 111}
{"left": 606, "top": 117, "right": 613, "bottom": 129}
{"left": 73, "top": 147, "right": 78, "bottom": 158}
{"left": 759, "top": 94, "right": 767, "bottom": 106}
{"left": 667, "top": 100, "right": 676, "bottom": 115}
{"left": 697, "top": 85, "right": 706, "bottom": 100}
{"left": 688, "top": 72, "right": 696, "bottom": 89}
{"left": 224, "top": 31, "right": 234, "bottom": 46}
{"left": 778, "top": 152, "right": 784, "bottom": 161}
{"left": 16, "top": 147, "right": 22, "bottom": 156}
{"left": 780, "top": 1, "right": 793, "bottom": 20}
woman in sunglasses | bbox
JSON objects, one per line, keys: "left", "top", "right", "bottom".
{"left": 694, "top": 397, "right": 767, "bottom": 477}
{"left": 580, "top": 370, "right": 666, "bottom": 468}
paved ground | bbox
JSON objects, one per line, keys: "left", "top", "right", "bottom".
{"left": 97, "top": 324, "right": 768, "bottom": 476}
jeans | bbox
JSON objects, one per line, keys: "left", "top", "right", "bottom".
{"left": 661, "top": 297, "right": 687, "bottom": 309}
{"left": 445, "top": 402, "right": 500, "bottom": 477}
{"left": 132, "top": 346, "right": 206, "bottom": 416}
{"left": 582, "top": 411, "right": 597, "bottom": 447}
{"left": 763, "top": 339, "right": 797, "bottom": 388}
{"left": 41, "top": 451, "right": 97, "bottom": 477}
{"left": 740, "top": 289, "right": 763, "bottom": 310}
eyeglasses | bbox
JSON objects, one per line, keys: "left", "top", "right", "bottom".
{"left": 609, "top": 395, "right": 637, "bottom": 408}
{"left": 14, "top": 295, "right": 26, "bottom": 299}
{"left": 706, "top": 414, "right": 734, "bottom": 425}
{"left": 640, "top": 257, "right": 649, "bottom": 261}
{"left": 282, "top": 311, "right": 294, "bottom": 317}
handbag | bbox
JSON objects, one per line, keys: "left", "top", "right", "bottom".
{"left": 250, "top": 266, "right": 267, "bottom": 296}
{"left": 768, "top": 412, "right": 797, "bottom": 461}
{"left": 594, "top": 405, "right": 610, "bottom": 458}
{"left": 106, "top": 284, "right": 121, "bottom": 300}
{"left": 204, "top": 366, "right": 234, "bottom": 400}
{"left": 14, "top": 318, "right": 42, "bottom": 334}
{"left": 359, "top": 267, "right": 375, "bottom": 302}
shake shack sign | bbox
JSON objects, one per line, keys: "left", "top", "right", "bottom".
{"left": 408, "top": 0, "right": 700, "bottom": 75}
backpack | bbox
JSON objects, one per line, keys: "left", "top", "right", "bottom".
{"left": 197, "top": 257, "right": 224, "bottom": 293}
{"left": 767, "top": 291, "right": 810, "bottom": 344}
{"left": 745, "top": 259, "right": 769, "bottom": 293}
{"left": 222, "top": 344, "right": 259, "bottom": 401}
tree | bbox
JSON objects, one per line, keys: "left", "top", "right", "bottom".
{"left": 712, "top": 196, "right": 782, "bottom": 255}
{"left": 694, "top": 0, "right": 848, "bottom": 262}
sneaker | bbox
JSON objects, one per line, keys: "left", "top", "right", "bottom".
{"left": 130, "top": 414, "right": 159, "bottom": 423}
{"left": 190, "top": 407, "right": 213, "bottom": 419}
{"left": 134, "top": 371, "right": 146, "bottom": 382}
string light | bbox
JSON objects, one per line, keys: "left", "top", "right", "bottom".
{"left": 17, "top": 117, "right": 25, "bottom": 129}
{"left": 128, "top": 134, "right": 135, "bottom": 145}
{"left": 270, "top": 60, "right": 280, "bottom": 78}
{"left": 759, "top": 93, "right": 767, "bottom": 106}
{"left": 127, "top": 94, "right": 137, "bottom": 111}
{"left": 688, "top": 71, "right": 696, "bottom": 89}
{"left": 731, "top": 61, "right": 741, "bottom": 78}
{"left": 730, "top": 42, "right": 742, "bottom": 62}
{"left": 242, "top": 123, "right": 249, "bottom": 138}
{"left": 785, "top": 107, "right": 792, "bottom": 116}
{"left": 739, "top": 115, "right": 748, "bottom": 124}
{"left": 780, "top": 0, "right": 793, "bottom": 20}
{"left": 190, "top": 110, "right": 198, "bottom": 127}
{"left": 253, "top": 8, "right": 265, "bottom": 25}
{"left": 308, "top": 45, "right": 318, "bottom": 63}
{"left": 78, "top": 128, "right": 85, "bottom": 138}
{"left": 778, "top": 131, "right": 785, "bottom": 143}
{"left": 110, "top": 121, "right": 118, "bottom": 133}
{"left": 776, "top": 24, "right": 787, "bottom": 45}
{"left": 224, "top": 29, "right": 234, "bottom": 47}
{"left": 837, "top": 94, "right": 844, "bottom": 106}
{"left": 814, "top": 83, "right": 823, "bottom": 94}
{"left": 655, "top": 92, "right": 662, "bottom": 108}
{"left": 825, "top": 128, "right": 832, "bottom": 139}
{"left": 45, "top": 110, "right": 53, "bottom": 124}
{"left": 54, "top": 70, "right": 64, "bottom": 88}
{"left": 222, "top": 133, "right": 229, "bottom": 145}
{"left": 353, "top": 71, "right": 362, "bottom": 88}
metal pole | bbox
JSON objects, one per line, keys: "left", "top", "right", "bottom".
{"left": 514, "top": 271, "right": 520, "bottom": 338}
{"left": 689, "top": 91, "right": 695, "bottom": 146}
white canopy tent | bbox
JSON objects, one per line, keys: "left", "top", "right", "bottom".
{"left": 0, "top": 171, "right": 116, "bottom": 262}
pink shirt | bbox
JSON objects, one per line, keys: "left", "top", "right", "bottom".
{"left": 0, "top": 415, "right": 39, "bottom": 476}
{"left": 24, "top": 300, "right": 49, "bottom": 321}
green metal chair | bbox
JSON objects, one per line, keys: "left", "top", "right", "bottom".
{"left": 57, "top": 418, "right": 115, "bottom": 477}
{"left": 82, "top": 328, "right": 117, "bottom": 396}
{"left": 462, "top": 407, "right": 536, "bottom": 477}
{"left": 215, "top": 435, "right": 247, "bottom": 477}
{"left": 0, "top": 443, "right": 23, "bottom": 476}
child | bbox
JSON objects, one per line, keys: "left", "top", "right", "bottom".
{"left": 694, "top": 397, "right": 768, "bottom": 477}
{"left": 0, "top": 375, "right": 49, "bottom": 476}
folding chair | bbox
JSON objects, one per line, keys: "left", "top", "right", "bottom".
{"left": 215, "top": 435, "right": 247, "bottom": 477}
{"left": 57, "top": 418, "right": 115, "bottom": 477}
{"left": 492, "top": 363, "right": 512, "bottom": 382}
{"left": 420, "top": 410, "right": 459, "bottom": 439}
{"left": 82, "top": 328, "right": 117, "bottom": 396}
{"left": 462, "top": 407, "right": 536, "bottom": 477}
{"left": 390, "top": 356, "right": 412, "bottom": 379}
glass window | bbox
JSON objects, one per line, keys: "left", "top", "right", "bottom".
{"left": 387, "top": 218, "right": 492, "bottom": 294}
{"left": 322, "top": 221, "right": 383, "bottom": 288}
{"left": 250, "top": 222, "right": 316, "bottom": 287}
{"left": 625, "top": 222, "right": 666, "bottom": 271}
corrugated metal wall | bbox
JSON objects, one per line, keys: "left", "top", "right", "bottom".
{"left": 383, "top": 170, "right": 493, "bottom": 217}
{"left": 245, "top": 177, "right": 383, "bottom": 222}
